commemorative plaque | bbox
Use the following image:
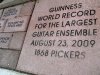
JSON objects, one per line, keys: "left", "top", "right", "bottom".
{"left": 0, "top": 33, "right": 13, "bottom": 48}
{"left": 2, "top": 5, "right": 22, "bottom": 19}
{"left": 4, "top": 16, "right": 30, "bottom": 32}
{"left": 0, "top": 20, "right": 6, "bottom": 32}
{"left": 0, "top": 9, "right": 3, "bottom": 19}
{"left": 17, "top": 0, "right": 100, "bottom": 75}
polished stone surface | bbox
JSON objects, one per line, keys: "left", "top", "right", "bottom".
{"left": 9, "top": 32, "right": 26, "bottom": 50}
{"left": 17, "top": 0, "right": 100, "bottom": 75}
{"left": 0, "top": 49, "right": 20, "bottom": 69}
{"left": 19, "top": 2, "right": 35, "bottom": 16}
